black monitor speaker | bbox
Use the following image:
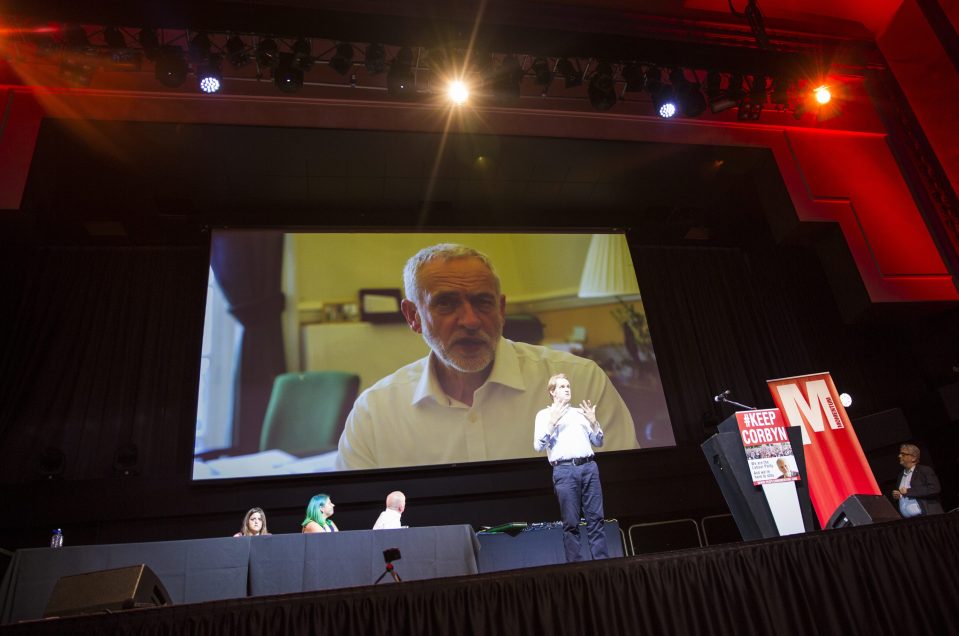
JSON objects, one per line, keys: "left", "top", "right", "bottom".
{"left": 44, "top": 564, "right": 171, "bottom": 618}
{"left": 826, "top": 494, "right": 900, "bottom": 529}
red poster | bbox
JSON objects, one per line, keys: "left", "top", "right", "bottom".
{"left": 767, "top": 372, "right": 879, "bottom": 526}
{"left": 735, "top": 408, "right": 800, "bottom": 485}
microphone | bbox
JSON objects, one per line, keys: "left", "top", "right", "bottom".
{"left": 713, "top": 389, "right": 731, "bottom": 402}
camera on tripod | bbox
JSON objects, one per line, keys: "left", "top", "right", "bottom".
{"left": 374, "top": 548, "right": 402, "bottom": 584}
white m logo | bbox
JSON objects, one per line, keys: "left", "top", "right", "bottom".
{"left": 775, "top": 379, "right": 845, "bottom": 445}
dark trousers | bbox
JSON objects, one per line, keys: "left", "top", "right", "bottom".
{"left": 552, "top": 460, "right": 608, "bottom": 562}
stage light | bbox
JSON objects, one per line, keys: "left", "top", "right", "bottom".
{"left": 669, "top": 68, "right": 706, "bottom": 117}
{"left": 189, "top": 32, "right": 213, "bottom": 63}
{"left": 737, "top": 74, "right": 766, "bottom": 121}
{"left": 291, "top": 38, "right": 313, "bottom": 71}
{"left": 103, "top": 26, "right": 125, "bottom": 49}
{"left": 839, "top": 392, "right": 853, "bottom": 407}
{"left": 154, "top": 45, "right": 188, "bottom": 87}
{"left": 658, "top": 102, "right": 677, "bottom": 118}
{"left": 59, "top": 58, "right": 95, "bottom": 86}
{"left": 646, "top": 67, "right": 675, "bottom": 118}
{"left": 387, "top": 47, "right": 415, "bottom": 98}
{"left": 32, "top": 34, "right": 59, "bottom": 58}
{"left": 750, "top": 74, "right": 767, "bottom": 101}
{"left": 256, "top": 38, "right": 279, "bottom": 69}
{"left": 770, "top": 76, "right": 790, "bottom": 108}
{"left": 555, "top": 58, "right": 582, "bottom": 88}
{"left": 738, "top": 101, "right": 762, "bottom": 120}
{"left": 104, "top": 47, "right": 143, "bottom": 72}
{"left": 713, "top": 73, "right": 745, "bottom": 113}
{"left": 792, "top": 101, "right": 807, "bottom": 120}
{"left": 490, "top": 55, "right": 524, "bottom": 102}
{"left": 706, "top": 71, "right": 737, "bottom": 113}
{"left": 587, "top": 61, "right": 616, "bottom": 111}
{"left": 531, "top": 57, "right": 552, "bottom": 86}
{"left": 814, "top": 85, "right": 831, "bottom": 104}
{"left": 225, "top": 35, "right": 251, "bottom": 68}
{"left": 198, "top": 55, "right": 223, "bottom": 93}
{"left": 448, "top": 79, "right": 469, "bottom": 104}
{"left": 365, "top": 43, "right": 386, "bottom": 74}
{"left": 330, "top": 42, "right": 354, "bottom": 75}
{"left": 621, "top": 63, "right": 645, "bottom": 92}
{"left": 138, "top": 28, "right": 160, "bottom": 60}
{"left": 63, "top": 24, "right": 89, "bottom": 48}
{"left": 274, "top": 52, "right": 303, "bottom": 93}
{"left": 705, "top": 71, "right": 722, "bottom": 99}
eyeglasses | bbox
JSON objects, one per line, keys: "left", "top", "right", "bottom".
{"left": 897, "top": 452, "right": 915, "bottom": 457}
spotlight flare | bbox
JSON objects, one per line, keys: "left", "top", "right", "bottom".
{"left": 448, "top": 80, "right": 469, "bottom": 105}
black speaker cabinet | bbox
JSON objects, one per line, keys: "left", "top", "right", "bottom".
{"left": 43, "top": 564, "right": 171, "bottom": 618}
{"left": 826, "top": 494, "right": 901, "bottom": 529}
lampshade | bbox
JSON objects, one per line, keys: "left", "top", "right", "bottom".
{"left": 578, "top": 234, "right": 640, "bottom": 298}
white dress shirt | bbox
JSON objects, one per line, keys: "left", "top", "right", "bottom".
{"left": 372, "top": 508, "right": 403, "bottom": 529}
{"left": 335, "top": 338, "right": 637, "bottom": 470}
{"left": 533, "top": 404, "right": 604, "bottom": 464}
{"left": 898, "top": 468, "right": 922, "bottom": 518}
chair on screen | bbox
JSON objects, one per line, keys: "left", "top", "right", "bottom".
{"left": 259, "top": 371, "right": 361, "bottom": 457}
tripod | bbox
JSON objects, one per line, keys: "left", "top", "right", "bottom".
{"left": 374, "top": 562, "right": 402, "bottom": 584}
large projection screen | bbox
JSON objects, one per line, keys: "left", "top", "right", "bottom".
{"left": 193, "top": 231, "right": 674, "bottom": 479}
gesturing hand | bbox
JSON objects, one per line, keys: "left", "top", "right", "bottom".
{"left": 579, "top": 399, "right": 597, "bottom": 424}
{"left": 548, "top": 402, "right": 568, "bottom": 430}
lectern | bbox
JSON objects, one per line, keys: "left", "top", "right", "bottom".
{"left": 702, "top": 414, "right": 815, "bottom": 540}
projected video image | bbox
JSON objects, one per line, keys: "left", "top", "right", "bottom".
{"left": 193, "top": 231, "right": 674, "bottom": 480}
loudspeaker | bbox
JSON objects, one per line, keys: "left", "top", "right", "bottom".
{"left": 826, "top": 494, "right": 900, "bottom": 529}
{"left": 44, "top": 564, "right": 171, "bottom": 618}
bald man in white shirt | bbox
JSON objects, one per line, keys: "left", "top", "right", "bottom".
{"left": 372, "top": 491, "right": 406, "bottom": 529}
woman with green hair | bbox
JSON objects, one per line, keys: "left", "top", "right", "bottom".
{"left": 302, "top": 493, "right": 339, "bottom": 532}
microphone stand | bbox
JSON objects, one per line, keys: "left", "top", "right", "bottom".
{"left": 716, "top": 395, "right": 757, "bottom": 411}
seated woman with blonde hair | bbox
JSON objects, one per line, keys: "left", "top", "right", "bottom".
{"left": 234, "top": 507, "right": 270, "bottom": 537}
{"left": 301, "top": 494, "right": 339, "bottom": 533}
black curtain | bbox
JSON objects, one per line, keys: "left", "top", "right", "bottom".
{"left": 0, "top": 246, "right": 207, "bottom": 483}
{"left": 635, "top": 245, "right": 819, "bottom": 444}
{"left": 209, "top": 231, "right": 286, "bottom": 454}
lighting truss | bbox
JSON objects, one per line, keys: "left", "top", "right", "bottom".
{"left": 0, "top": 22, "right": 837, "bottom": 119}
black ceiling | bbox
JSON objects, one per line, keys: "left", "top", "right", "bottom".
{"left": 1, "top": 0, "right": 857, "bottom": 77}
{"left": 17, "top": 119, "right": 777, "bottom": 246}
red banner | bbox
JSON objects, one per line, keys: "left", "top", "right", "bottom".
{"left": 767, "top": 372, "right": 879, "bottom": 526}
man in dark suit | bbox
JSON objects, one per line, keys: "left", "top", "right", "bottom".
{"left": 891, "top": 443, "right": 944, "bottom": 517}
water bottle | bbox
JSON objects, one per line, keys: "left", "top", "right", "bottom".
{"left": 50, "top": 528, "right": 63, "bottom": 548}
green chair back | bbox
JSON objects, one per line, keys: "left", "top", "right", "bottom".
{"left": 259, "top": 371, "right": 360, "bottom": 456}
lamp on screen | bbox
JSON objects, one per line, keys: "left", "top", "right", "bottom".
{"left": 577, "top": 234, "right": 640, "bottom": 298}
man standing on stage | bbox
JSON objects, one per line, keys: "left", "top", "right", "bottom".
{"left": 534, "top": 373, "right": 608, "bottom": 562}
{"left": 892, "top": 443, "right": 944, "bottom": 517}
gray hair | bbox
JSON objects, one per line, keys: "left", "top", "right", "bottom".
{"left": 900, "top": 443, "right": 920, "bottom": 461}
{"left": 402, "top": 243, "right": 501, "bottom": 304}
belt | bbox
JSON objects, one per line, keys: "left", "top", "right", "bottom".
{"left": 550, "top": 455, "right": 595, "bottom": 467}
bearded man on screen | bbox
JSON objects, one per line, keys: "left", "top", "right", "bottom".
{"left": 335, "top": 243, "right": 638, "bottom": 470}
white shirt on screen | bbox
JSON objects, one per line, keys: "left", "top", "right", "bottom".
{"left": 335, "top": 338, "right": 637, "bottom": 470}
